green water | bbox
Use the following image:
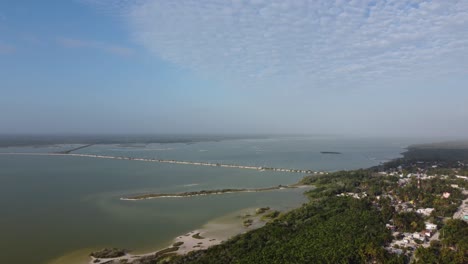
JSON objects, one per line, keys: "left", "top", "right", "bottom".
{"left": 0, "top": 155, "right": 305, "bottom": 264}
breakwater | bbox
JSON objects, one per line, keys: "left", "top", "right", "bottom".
{"left": 0, "top": 152, "right": 323, "bottom": 174}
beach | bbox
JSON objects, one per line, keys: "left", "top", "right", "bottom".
{"left": 88, "top": 206, "right": 273, "bottom": 263}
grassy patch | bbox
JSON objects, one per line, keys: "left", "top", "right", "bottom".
{"left": 192, "top": 233, "right": 205, "bottom": 239}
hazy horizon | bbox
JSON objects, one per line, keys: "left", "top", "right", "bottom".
{"left": 1, "top": 0, "right": 467, "bottom": 137}
{"left": 1, "top": 133, "right": 467, "bottom": 149}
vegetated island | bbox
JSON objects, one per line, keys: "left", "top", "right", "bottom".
{"left": 90, "top": 248, "right": 127, "bottom": 259}
{"left": 121, "top": 185, "right": 307, "bottom": 200}
{"left": 320, "top": 151, "right": 342, "bottom": 154}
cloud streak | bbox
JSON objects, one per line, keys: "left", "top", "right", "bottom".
{"left": 57, "top": 37, "right": 134, "bottom": 56}
{"left": 85, "top": 0, "right": 468, "bottom": 88}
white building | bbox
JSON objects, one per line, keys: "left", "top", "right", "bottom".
{"left": 425, "top": 222, "right": 437, "bottom": 230}
{"left": 416, "top": 208, "right": 435, "bottom": 216}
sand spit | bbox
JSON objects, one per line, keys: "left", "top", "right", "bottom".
{"left": 120, "top": 185, "right": 312, "bottom": 200}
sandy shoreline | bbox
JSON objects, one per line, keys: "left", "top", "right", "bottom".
{"left": 88, "top": 207, "right": 269, "bottom": 264}
{"left": 88, "top": 230, "right": 222, "bottom": 264}
{"left": 45, "top": 186, "right": 311, "bottom": 264}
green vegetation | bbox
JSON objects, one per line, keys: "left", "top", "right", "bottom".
{"left": 301, "top": 169, "right": 399, "bottom": 201}
{"left": 392, "top": 212, "right": 425, "bottom": 232}
{"left": 241, "top": 213, "right": 251, "bottom": 219}
{"left": 192, "top": 233, "right": 204, "bottom": 239}
{"left": 90, "top": 248, "right": 126, "bottom": 258}
{"left": 394, "top": 177, "right": 464, "bottom": 217}
{"left": 415, "top": 219, "right": 468, "bottom": 263}
{"left": 404, "top": 147, "right": 468, "bottom": 162}
{"left": 261, "top": 210, "right": 280, "bottom": 221}
{"left": 255, "top": 207, "right": 270, "bottom": 214}
{"left": 124, "top": 186, "right": 295, "bottom": 200}
{"left": 243, "top": 219, "right": 253, "bottom": 227}
{"left": 131, "top": 247, "right": 179, "bottom": 264}
{"left": 173, "top": 242, "right": 184, "bottom": 247}
{"left": 169, "top": 196, "right": 404, "bottom": 264}
{"left": 156, "top": 247, "right": 180, "bottom": 255}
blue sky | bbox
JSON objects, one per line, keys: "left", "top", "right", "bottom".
{"left": 1, "top": 0, "right": 468, "bottom": 138}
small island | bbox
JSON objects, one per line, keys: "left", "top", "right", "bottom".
{"left": 121, "top": 185, "right": 304, "bottom": 200}
{"left": 90, "top": 248, "right": 126, "bottom": 259}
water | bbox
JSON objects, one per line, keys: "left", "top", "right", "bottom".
{"left": 0, "top": 136, "right": 416, "bottom": 263}
{"left": 71, "top": 136, "right": 410, "bottom": 171}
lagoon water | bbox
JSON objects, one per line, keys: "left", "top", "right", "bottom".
{"left": 0, "top": 136, "right": 417, "bottom": 263}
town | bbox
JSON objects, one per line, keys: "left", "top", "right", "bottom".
{"left": 332, "top": 157, "right": 468, "bottom": 262}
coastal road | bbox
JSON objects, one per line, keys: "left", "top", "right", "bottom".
{"left": 453, "top": 195, "right": 468, "bottom": 221}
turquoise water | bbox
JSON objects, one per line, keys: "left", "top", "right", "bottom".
{"left": 0, "top": 137, "right": 414, "bottom": 263}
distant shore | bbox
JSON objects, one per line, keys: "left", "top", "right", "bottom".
{"left": 0, "top": 134, "right": 269, "bottom": 148}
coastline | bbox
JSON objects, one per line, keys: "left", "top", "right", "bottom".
{"left": 86, "top": 204, "right": 294, "bottom": 264}
{"left": 87, "top": 230, "right": 225, "bottom": 264}
{"left": 44, "top": 186, "right": 311, "bottom": 264}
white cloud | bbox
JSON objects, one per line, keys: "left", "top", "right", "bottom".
{"left": 84, "top": 0, "right": 468, "bottom": 88}
{"left": 56, "top": 37, "right": 134, "bottom": 56}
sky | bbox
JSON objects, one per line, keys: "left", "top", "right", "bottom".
{"left": 1, "top": 0, "right": 468, "bottom": 138}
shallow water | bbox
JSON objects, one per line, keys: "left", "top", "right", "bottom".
{"left": 0, "top": 137, "right": 415, "bottom": 263}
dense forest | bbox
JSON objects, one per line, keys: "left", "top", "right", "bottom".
{"left": 169, "top": 196, "right": 405, "bottom": 264}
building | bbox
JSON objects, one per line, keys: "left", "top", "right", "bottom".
{"left": 425, "top": 222, "right": 437, "bottom": 230}
{"left": 416, "top": 208, "right": 434, "bottom": 216}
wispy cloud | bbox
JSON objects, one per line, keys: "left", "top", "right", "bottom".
{"left": 84, "top": 0, "right": 468, "bottom": 88}
{"left": 0, "top": 42, "right": 15, "bottom": 54}
{"left": 21, "top": 35, "right": 44, "bottom": 46}
{"left": 56, "top": 37, "right": 134, "bottom": 56}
